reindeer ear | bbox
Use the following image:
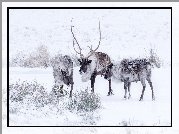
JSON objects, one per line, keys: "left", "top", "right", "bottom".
{"left": 61, "top": 69, "right": 66, "bottom": 75}
{"left": 78, "top": 59, "right": 81, "bottom": 64}
{"left": 61, "top": 69, "right": 63, "bottom": 74}
{"left": 88, "top": 60, "right": 92, "bottom": 63}
{"left": 109, "top": 63, "right": 113, "bottom": 68}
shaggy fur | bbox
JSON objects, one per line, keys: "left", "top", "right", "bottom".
{"left": 104, "top": 58, "right": 155, "bottom": 101}
{"left": 78, "top": 52, "right": 113, "bottom": 95}
{"left": 51, "top": 54, "right": 73, "bottom": 97}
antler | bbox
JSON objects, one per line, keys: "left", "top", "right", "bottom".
{"left": 72, "top": 39, "right": 82, "bottom": 56}
{"left": 71, "top": 19, "right": 84, "bottom": 58}
{"left": 86, "top": 21, "right": 101, "bottom": 59}
{"left": 87, "top": 45, "right": 93, "bottom": 52}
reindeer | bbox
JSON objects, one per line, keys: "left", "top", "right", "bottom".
{"left": 71, "top": 20, "right": 113, "bottom": 96}
{"left": 104, "top": 58, "right": 155, "bottom": 101}
{"left": 51, "top": 54, "right": 74, "bottom": 97}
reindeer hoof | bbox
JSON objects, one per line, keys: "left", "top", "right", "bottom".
{"left": 139, "top": 97, "right": 143, "bottom": 101}
{"left": 91, "top": 90, "right": 94, "bottom": 93}
{"left": 110, "top": 89, "right": 114, "bottom": 95}
{"left": 107, "top": 92, "right": 111, "bottom": 96}
{"left": 128, "top": 95, "right": 131, "bottom": 99}
{"left": 152, "top": 96, "right": 155, "bottom": 101}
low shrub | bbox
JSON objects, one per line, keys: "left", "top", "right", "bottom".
{"left": 149, "top": 48, "right": 161, "bottom": 68}
{"left": 66, "top": 88, "right": 101, "bottom": 113}
{"left": 9, "top": 80, "right": 49, "bottom": 109}
{"left": 9, "top": 81, "right": 101, "bottom": 116}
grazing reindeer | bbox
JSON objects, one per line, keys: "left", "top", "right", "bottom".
{"left": 71, "top": 20, "right": 113, "bottom": 96}
{"left": 104, "top": 58, "right": 155, "bottom": 101}
{"left": 51, "top": 54, "right": 74, "bottom": 97}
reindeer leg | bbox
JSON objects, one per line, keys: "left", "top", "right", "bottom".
{"left": 59, "top": 85, "right": 64, "bottom": 94}
{"left": 139, "top": 86, "right": 146, "bottom": 101}
{"left": 124, "top": 87, "right": 127, "bottom": 99}
{"left": 91, "top": 78, "right": 94, "bottom": 93}
{"left": 107, "top": 79, "right": 114, "bottom": 96}
{"left": 70, "top": 82, "right": 74, "bottom": 98}
{"left": 124, "top": 80, "right": 128, "bottom": 99}
{"left": 147, "top": 78, "right": 155, "bottom": 101}
{"left": 150, "top": 82, "right": 155, "bottom": 101}
{"left": 90, "top": 72, "right": 96, "bottom": 93}
{"left": 128, "top": 82, "right": 131, "bottom": 99}
{"left": 69, "top": 69, "right": 73, "bottom": 98}
{"left": 139, "top": 79, "right": 146, "bottom": 101}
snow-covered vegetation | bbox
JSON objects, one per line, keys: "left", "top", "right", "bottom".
{"left": 6, "top": 8, "right": 171, "bottom": 126}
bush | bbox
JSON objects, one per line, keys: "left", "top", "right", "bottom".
{"left": 9, "top": 80, "right": 101, "bottom": 116}
{"left": 9, "top": 52, "right": 27, "bottom": 67}
{"left": 9, "top": 80, "right": 70, "bottom": 113}
{"left": 23, "top": 45, "right": 50, "bottom": 68}
{"left": 149, "top": 48, "right": 161, "bottom": 68}
{"left": 66, "top": 88, "right": 101, "bottom": 113}
{"left": 9, "top": 45, "right": 50, "bottom": 68}
{"left": 9, "top": 80, "right": 49, "bottom": 108}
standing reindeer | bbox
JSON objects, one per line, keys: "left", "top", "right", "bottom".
{"left": 104, "top": 58, "right": 155, "bottom": 101}
{"left": 51, "top": 54, "right": 74, "bottom": 97}
{"left": 71, "top": 20, "right": 113, "bottom": 96}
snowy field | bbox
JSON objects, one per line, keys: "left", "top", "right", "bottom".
{"left": 8, "top": 66, "right": 171, "bottom": 126}
{"left": 5, "top": 7, "right": 172, "bottom": 127}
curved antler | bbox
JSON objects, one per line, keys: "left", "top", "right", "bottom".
{"left": 86, "top": 21, "right": 101, "bottom": 59}
{"left": 87, "top": 45, "right": 93, "bottom": 52}
{"left": 71, "top": 19, "right": 84, "bottom": 58}
{"left": 72, "top": 39, "right": 82, "bottom": 56}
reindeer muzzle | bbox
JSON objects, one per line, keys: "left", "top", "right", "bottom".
{"left": 79, "top": 68, "right": 83, "bottom": 75}
{"left": 63, "top": 76, "right": 73, "bottom": 86}
{"left": 104, "top": 75, "right": 108, "bottom": 79}
{"left": 104, "top": 74, "right": 111, "bottom": 80}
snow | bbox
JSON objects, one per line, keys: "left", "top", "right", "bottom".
{"left": 3, "top": 1, "right": 179, "bottom": 134}
{"left": 8, "top": 8, "right": 171, "bottom": 65}
{"left": 8, "top": 6, "right": 172, "bottom": 127}
{"left": 8, "top": 66, "right": 171, "bottom": 126}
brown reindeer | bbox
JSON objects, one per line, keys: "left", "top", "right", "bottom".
{"left": 71, "top": 20, "right": 113, "bottom": 96}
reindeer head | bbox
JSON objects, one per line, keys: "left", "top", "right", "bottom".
{"left": 61, "top": 69, "right": 72, "bottom": 86}
{"left": 104, "top": 63, "right": 113, "bottom": 80}
{"left": 77, "top": 58, "right": 91, "bottom": 74}
{"left": 52, "top": 54, "right": 73, "bottom": 87}
{"left": 71, "top": 19, "right": 101, "bottom": 74}
{"left": 62, "top": 55, "right": 73, "bottom": 85}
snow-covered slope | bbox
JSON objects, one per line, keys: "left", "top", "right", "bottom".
{"left": 9, "top": 9, "right": 171, "bottom": 65}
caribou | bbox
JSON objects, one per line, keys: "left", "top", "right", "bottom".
{"left": 104, "top": 58, "right": 155, "bottom": 101}
{"left": 71, "top": 20, "right": 113, "bottom": 96}
{"left": 51, "top": 54, "right": 74, "bottom": 97}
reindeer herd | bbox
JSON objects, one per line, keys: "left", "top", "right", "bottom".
{"left": 52, "top": 20, "right": 155, "bottom": 101}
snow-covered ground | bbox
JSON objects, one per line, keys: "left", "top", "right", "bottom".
{"left": 8, "top": 66, "right": 171, "bottom": 126}
{"left": 2, "top": 2, "right": 178, "bottom": 133}
{"left": 7, "top": 7, "right": 171, "bottom": 126}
